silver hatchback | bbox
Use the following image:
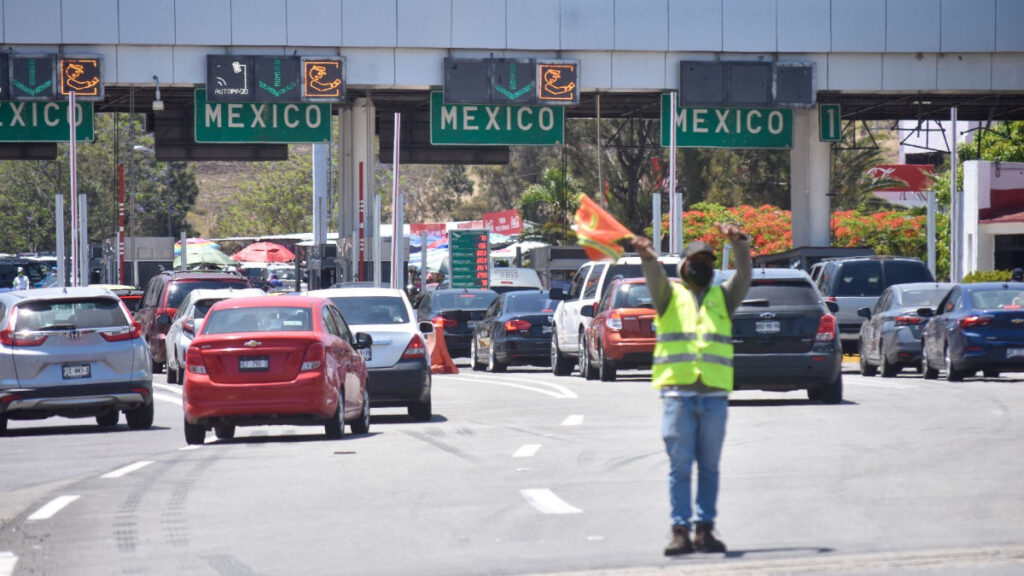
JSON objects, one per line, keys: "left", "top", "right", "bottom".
{"left": 0, "top": 287, "right": 153, "bottom": 434}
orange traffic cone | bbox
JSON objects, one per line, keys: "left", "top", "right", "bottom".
{"left": 428, "top": 319, "right": 459, "bottom": 374}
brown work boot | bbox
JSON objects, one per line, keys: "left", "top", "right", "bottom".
{"left": 694, "top": 523, "right": 727, "bottom": 553}
{"left": 664, "top": 525, "right": 694, "bottom": 556}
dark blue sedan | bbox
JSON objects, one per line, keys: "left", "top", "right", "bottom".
{"left": 470, "top": 290, "right": 558, "bottom": 372}
{"left": 920, "top": 282, "right": 1024, "bottom": 381}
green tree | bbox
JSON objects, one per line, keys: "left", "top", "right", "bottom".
{"left": 517, "top": 166, "right": 580, "bottom": 244}
{"left": 211, "top": 152, "right": 312, "bottom": 236}
{"left": 830, "top": 122, "right": 902, "bottom": 211}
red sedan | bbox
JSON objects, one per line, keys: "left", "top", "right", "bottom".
{"left": 580, "top": 277, "right": 659, "bottom": 381}
{"left": 183, "top": 295, "right": 371, "bottom": 444}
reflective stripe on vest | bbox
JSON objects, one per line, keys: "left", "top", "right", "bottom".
{"left": 651, "top": 284, "right": 734, "bottom": 391}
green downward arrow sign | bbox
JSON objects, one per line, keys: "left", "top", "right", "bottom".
{"left": 494, "top": 61, "right": 533, "bottom": 100}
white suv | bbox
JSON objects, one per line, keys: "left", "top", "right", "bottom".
{"left": 550, "top": 256, "right": 680, "bottom": 375}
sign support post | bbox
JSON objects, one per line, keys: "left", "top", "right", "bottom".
{"left": 391, "top": 113, "right": 403, "bottom": 290}
{"left": 669, "top": 92, "right": 680, "bottom": 255}
{"left": 69, "top": 91, "right": 78, "bottom": 286}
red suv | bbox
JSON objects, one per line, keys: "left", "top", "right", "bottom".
{"left": 135, "top": 271, "right": 251, "bottom": 372}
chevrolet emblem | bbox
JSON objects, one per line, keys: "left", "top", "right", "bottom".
{"left": 244, "top": 340, "right": 262, "bottom": 348}
{"left": 1013, "top": 319, "right": 1024, "bottom": 325}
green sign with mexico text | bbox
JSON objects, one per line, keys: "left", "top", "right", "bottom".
{"left": 430, "top": 92, "right": 564, "bottom": 146}
{"left": 194, "top": 88, "right": 331, "bottom": 143}
{"left": 660, "top": 93, "right": 792, "bottom": 149}
{"left": 0, "top": 100, "right": 93, "bottom": 141}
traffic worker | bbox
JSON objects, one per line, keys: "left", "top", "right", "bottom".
{"left": 12, "top": 267, "right": 30, "bottom": 290}
{"left": 632, "top": 222, "right": 751, "bottom": 556}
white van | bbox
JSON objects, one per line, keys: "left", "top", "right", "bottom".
{"left": 489, "top": 267, "right": 544, "bottom": 293}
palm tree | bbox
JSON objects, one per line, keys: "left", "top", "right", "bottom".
{"left": 516, "top": 166, "right": 580, "bottom": 244}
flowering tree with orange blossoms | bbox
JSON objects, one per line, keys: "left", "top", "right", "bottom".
{"left": 663, "top": 203, "right": 927, "bottom": 263}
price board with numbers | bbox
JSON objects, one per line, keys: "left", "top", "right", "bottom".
{"left": 448, "top": 230, "right": 490, "bottom": 289}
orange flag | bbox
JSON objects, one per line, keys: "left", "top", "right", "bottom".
{"left": 574, "top": 194, "right": 635, "bottom": 261}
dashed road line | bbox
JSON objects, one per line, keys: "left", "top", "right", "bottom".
{"left": 154, "top": 383, "right": 183, "bottom": 394}
{"left": 513, "top": 444, "right": 541, "bottom": 458}
{"left": 27, "top": 495, "right": 80, "bottom": 521}
{"left": 154, "top": 393, "right": 183, "bottom": 405}
{"left": 521, "top": 489, "right": 582, "bottom": 514}
{"left": 101, "top": 460, "right": 154, "bottom": 479}
{"left": 436, "top": 374, "right": 578, "bottom": 399}
{"left": 561, "top": 414, "right": 584, "bottom": 426}
{"left": 0, "top": 552, "right": 17, "bottom": 576}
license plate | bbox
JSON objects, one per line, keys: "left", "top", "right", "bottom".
{"left": 755, "top": 320, "right": 781, "bottom": 334}
{"left": 467, "top": 321, "right": 477, "bottom": 329}
{"left": 359, "top": 348, "right": 372, "bottom": 361}
{"left": 62, "top": 363, "right": 91, "bottom": 379}
{"left": 542, "top": 326, "right": 552, "bottom": 334}
{"left": 1008, "top": 348, "right": 1024, "bottom": 358}
{"left": 239, "top": 356, "right": 269, "bottom": 371}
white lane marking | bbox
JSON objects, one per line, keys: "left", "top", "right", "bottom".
{"left": 435, "top": 374, "right": 578, "bottom": 399}
{"left": 521, "top": 489, "right": 582, "bottom": 514}
{"left": 179, "top": 445, "right": 202, "bottom": 450}
{"left": 561, "top": 414, "right": 584, "bottom": 426}
{"left": 27, "top": 495, "right": 80, "bottom": 521}
{"left": 0, "top": 552, "right": 17, "bottom": 576}
{"left": 847, "top": 379, "right": 917, "bottom": 390}
{"left": 154, "top": 383, "right": 183, "bottom": 395}
{"left": 513, "top": 444, "right": 541, "bottom": 458}
{"left": 154, "top": 393, "right": 183, "bottom": 405}
{"left": 101, "top": 460, "right": 154, "bottom": 479}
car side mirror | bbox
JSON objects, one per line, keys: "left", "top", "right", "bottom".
{"left": 183, "top": 319, "right": 195, "bottom": 334}
{"left": 581, "top": 303, "right": 595, "bottom": 317}
{"left": 917, "top": 307, "right": 935, "bottom": 318}
{"left": 354, "top": 332, "right": 373, "bottom": 349}
{"left": 857, "top": 307, "right": 871, "bottom": 319}
{"left": 826, "top": 301, "right": 839, "bottom": 314}
{"left": 156, "top": 314, "right": 172, "bottom": 326}
{"left": 548, "top": 287, "right": 564, "bottom": 300}
{"left": 419, "top": 321, "right": 434, "bottom": 334}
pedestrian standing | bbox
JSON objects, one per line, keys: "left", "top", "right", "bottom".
{"left": 12, "top": 267, "right": 30, "bottom": 290}
{"left": 631, "top": 222, "right": 751, "bottom": 556}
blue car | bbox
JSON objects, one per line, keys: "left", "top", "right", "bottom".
{"left": 919, "top": 282, "right": 1024, "bottom": 381}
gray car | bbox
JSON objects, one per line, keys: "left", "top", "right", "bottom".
{"left": 857, "top": 282, "right": 953, "bottom": 377}
{"left": 0, "top": 287, "right": 153, "bottom": 434}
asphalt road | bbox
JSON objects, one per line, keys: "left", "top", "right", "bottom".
{"left": 2, "top": 359, "right": 1023, "bottom": 576}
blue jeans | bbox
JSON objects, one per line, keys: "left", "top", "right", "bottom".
{"left": 662, "top": 395, "right": 728, "bottom": 528}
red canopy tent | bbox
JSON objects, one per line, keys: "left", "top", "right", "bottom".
{"left": 232, "top": 241, "right": 296, "bottom": 263}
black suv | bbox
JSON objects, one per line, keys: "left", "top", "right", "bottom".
{"left": 815, "top": 256, "right": 934, "bottom": 353}
{"left": 135, "top": 270, "right": 251, "bottom": 372}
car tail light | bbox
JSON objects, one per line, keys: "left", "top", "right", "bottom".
{"left": 959, "top": 315, "right": 992, "bottom": 329}
{"left": 0, "top": 309, "right": 47, "bottom": 347}
{"left": 505, "top": 319, "right": 531, "bottom": 334}
{"left": 401, "top": 335, "right": 427, "bottom": 359}
{"left": 1, "top": 394, "right": 22, "bottom": 405}
{"left": 815, "top": 314, "right": 837, "bottom": 342}
{"left": 434, "top": 317, "right": 457, "bottom": 329}
{"left": 186, "top": 348, "right": 207, "bottom": 375}
{"left": 606, "top": 310, "right": 623, "bottom": 331}
{"left": 301, "top": 342, "right": 325, "bottom": 371}
{"left": 894, "top": 315, "right": 922, "bottom": 326}
{"left": 101, "top": 321, "right": 142, "bottom": 342}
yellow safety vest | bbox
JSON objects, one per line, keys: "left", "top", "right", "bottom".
{"left": 652, "top": 283, "right": 734, "bottom": 391}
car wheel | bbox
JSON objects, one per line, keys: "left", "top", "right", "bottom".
{"left": 214, "top": 424, "right": 236, "bottom": 440}
{"left": 151, "top": 359, "right": 164, "bottom": 374}
{"left": 983, "top": 370, "right": 1000, "bottom": 379}
{"left": 598, "top": 344, "right": 617, "bottom": 382}
{"left": 0, "top": 416, "right": 6, "bottom": 436}
{"left": 922, "top": 352, "right": 939, "bottom": 379}
{"left": 550, "top": 328, "right": 574, "bottom": 376}
{"left": 821, "top": 372, "right": 843, "bottom": 404}
{"left": 167, "top": 364, "right": 179, "bottom": 384}
{"left": 325, "top": 394, "right": 345, "bottom": 439}
{"left": 880, "top": 351, "right": 899, "bottom": 378}
{"left": 859, "top": 350, "right": 877, "bottom": 377}
{"left": 350, "top": 389, "right": 371, "bottom": 434}
{"left": 184, "top": 418, "right": 206, "bottom": 445}
{"left": 488, "top": 345, "right": 507, "bottom": 373}
{"left": 807, "top": 386, "right": 823, "bottom": 401}
{"left": 96, "top": 410, "right": 119, "bottom": 427}
{"left": 470, "top": 339, "right": 484, "bottom": 371}
{"left": 125, "top": 402, "right": 154, "bottom": 430}
{"left": 945, "top": 346, "right": 964, "bottom": 382}
{"left": 580, "top": 334, "right": 597, "bottom": 381}
{"left": 409, "top": 393, "right": 432, "bottom": 422}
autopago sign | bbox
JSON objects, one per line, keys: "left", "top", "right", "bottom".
{"left": 660, "top": 93, "right": 792, "bottom": 149}
{"left": 430, "top": 91, "right": 563, "bottom": 146}
{"left": 0, "top": 100, "right": 93, "bottom": 141}
{"left": 194, "top": 88, "right": 331, "bottom": 143}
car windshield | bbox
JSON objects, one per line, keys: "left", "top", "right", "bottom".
{"left": 329, "top": 296, "right": 410, "bottom": 325}
{"left": 202, "top": 306, "right": 312, "bottom": 334}
{"left": 969, "top": 289, "right": 1024, "bottom": 310}
{"left": 167, "top": 280, "right": 250, "bottom": 308}
{"left": 16, "top": 298, "right": 127, "bottom": 330}
{"left": 504, "top": 292, "right": 558, "bottom": 314}
{"left": 834, "top": 261, "right": 883, "bottom": 297}
{"left": 617, "top": 284, "right": 655, "bottom": 308}
{"left": 741, "top": 281, "right": 820, "bottom": 306}
{"left": 898, "top": 288, "right": 948, "bottom": 307}
{"left": 193, "top": 299, "right": 222, "bottom": 319}
{"left": 434, "top": 291, "right": 497, "bottom": 311}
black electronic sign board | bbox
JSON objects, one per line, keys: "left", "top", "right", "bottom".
{"left": 254, "top": 56, "right": 301, "bottom": 102}
{"left": 443, "top": 58, "right": 492, "bottom": 104}
{"left": 0, "top": 55, "right": 9, "bottom": 101}
{"left": 448, "top": 229, "right": 490, "bottom": 289}
{"left": 301, "top": 57, "right": 346, "bottom": 102}
{"left": 10, "top": 55, "right": 56, "bottom": 101}
{"left": 207, "top": 55, "right": 254, "bottom": 102}
{"left": 537, "top": 60, "right": 579, "bottom": 105}
{"left": 59, "top": 57, "right": 103, "bottom": 100}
